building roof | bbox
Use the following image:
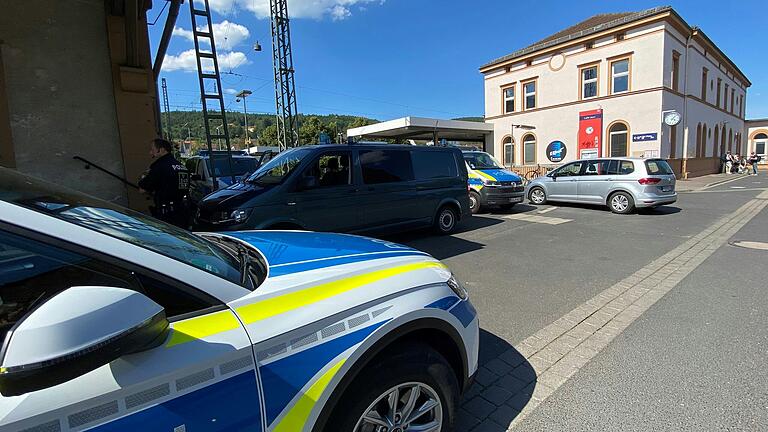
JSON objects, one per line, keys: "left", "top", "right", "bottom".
{"left": 480, "top": 6, "right": 672, "bottom": 70}
{"left": 346, "top": 117, "right": 493, "bottom": 143}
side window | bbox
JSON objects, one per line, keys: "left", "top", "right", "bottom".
{"left": 360, "top": 150, "right": 414, "bottom": 184}
{"left": 583, "top": 160, "right": 612, "bottom": 176}
{"left": 302, "top": 152, "right": 351, "bottom": 188}
{"left": 555, "top": 162, "right": 584, "bottom": 177}
{"left": 618, "top": 161, "right": 635, "bottom": 175}
{"left": 412, "top": 151, "right": 458, "bottom": 180}
{"left": 0, "top": 229, "right": 214, "bottom": 344}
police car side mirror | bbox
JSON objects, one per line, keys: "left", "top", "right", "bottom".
{"left": 0, "top": 287, "right": 169, "bottom": 396}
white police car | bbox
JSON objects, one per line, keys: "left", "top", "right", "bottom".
{"left": 0, "top": 167, "right": 478, "bottom": 431}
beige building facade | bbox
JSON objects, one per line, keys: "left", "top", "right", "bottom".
{"left": 746, "top": 119, "right": 768, "bottom": 164}
{"left": 481, "top": 6, "right": 751, "bottom": 178}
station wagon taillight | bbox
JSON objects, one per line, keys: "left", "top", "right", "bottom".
{"left": 638, "top": 178, "right": 662, "bottom": 185}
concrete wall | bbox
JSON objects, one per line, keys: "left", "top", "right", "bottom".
{"left": 0, "top": 0, "right": 129, "bottom": 204}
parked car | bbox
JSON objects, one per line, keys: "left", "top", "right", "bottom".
{"left": 195, "top": 144, "right": 471, "bottom": 235}
{"left": 525, "top": 157, "right": 677, "bottom": 214}
{"left": 0, "top": 166, "right": 478, "bottom": 432}
{"left": 463, "top": 150, "right": 525, "bottom": 214}
{"left": 184, "top": 151, "right": 262, "bottom": 206}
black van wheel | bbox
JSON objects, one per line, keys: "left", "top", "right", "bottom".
{"left": 434, "top": 206, "right": 458, "bottom": 235}
{"left": 325, "top": 344, "right": 459, "bottom": 432}
{"left": 469, "top": 191, "right": 481, "bottom": 214}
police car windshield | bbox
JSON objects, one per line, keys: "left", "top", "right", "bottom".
{"left": 464, "top": 152, "right": 502, "bottom": 169}
{"left": 0, "top": 168, "right": 242, "bottom": 285}
{"left": 206, "top": 157, "right": 258, "bottom": 178}
{"left": 246, "top": 148, "right": 312, "bottom": 185}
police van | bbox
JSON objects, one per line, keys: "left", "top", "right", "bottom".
{"left": 0, "top": 167, "right": 478, "bottom": 431}
{"left": 463, "top": 150, "right": 525, "bottom": 214}
{"left": 185, "top": 151, "right": 265, "bottom": 207}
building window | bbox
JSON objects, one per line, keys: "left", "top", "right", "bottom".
{"left": 608, "top": 122, "right": 629, "bottom": 157}
{"left": 730, "top": 89, "right": 735, "bottom": 113}
{"left": 502, "top": 136, "right": 514, "bottom": 166}
{"left": 522, "top": 133, "right": 536, "bottom": 164}
{"left": 755, "top": 133, "right": 767, "bottom": 159}
{"left": 502, "top": 85, "right": 515, "bottom": 114}
{"left": 585, "top": 41, "right": 594, "bottom": 50}
{"left": 740, "top": 95, "right": 744, "bottom": 117}
{"left": 671, "top": 51, "right": 680, "bottom": 92}
{"left": 669, "top": 124, "right": 677, "bottom": 159}
{"left": 610, "top": 58, "right": 630, "bottom": 94}
{"left": 701, "top": 68, "right": 708, "bottom": 100}
{"left": 716, "top": 78, "right": 722, "bottom": 108}
{"left": 523, "top": 80, "right": 536, "bottom": 110}
{"left": 724, "top": 83, "right": 729, "bottom": 109}
{"left": 580, "top": 64, "right": 599, "bottom": 99}
{"left": 616, "top": 32, "right": 625, "bottom": 41}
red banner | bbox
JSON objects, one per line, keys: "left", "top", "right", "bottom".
{"left": 578, "top": 109, "right": 603, "bottom": 159}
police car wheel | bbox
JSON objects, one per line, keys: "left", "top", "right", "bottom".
{"left": 329, "top": 344, "right": 459, "bottom": 432}
{"left": 469, "top": 191, "right": 481, "bottom": 214}
{"left": 434, "top": 206, "right": 458, "bottom": 235}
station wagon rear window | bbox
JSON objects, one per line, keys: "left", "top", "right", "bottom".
{"left": 645, "top": 160, "right": 674, "bottom": 175}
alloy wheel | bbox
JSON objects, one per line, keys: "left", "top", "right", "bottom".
{"left": 530, "top": 188, "right": 546, "bottom": 204}
{"left": 353, "top": 382, "right": 443, "bottom": 432}
{"left": 611, "top": 194, "right": 629, "bottom": 212}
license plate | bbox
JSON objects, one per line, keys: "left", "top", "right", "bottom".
{"left": 510, "top": 197, "right": 523, "bottom": 203}
{"left": 661, "top": 186, "right": 673, "bottom": 192}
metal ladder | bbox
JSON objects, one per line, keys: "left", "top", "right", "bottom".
{"left": 188, "top": 0, "right": 235, "bottom": 188}
{"left": 161, "top": 78, "right": 172, "bottom": 141}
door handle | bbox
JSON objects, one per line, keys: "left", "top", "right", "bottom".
{"left": 604, "top": 178, "right": 614, "bottom": 181}
{"left": 287, "top": 202, "right": 296, "bottom": 206}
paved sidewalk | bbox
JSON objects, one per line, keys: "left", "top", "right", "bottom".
{"left": 675, "top": 172, "right": 752, "bottom": 192}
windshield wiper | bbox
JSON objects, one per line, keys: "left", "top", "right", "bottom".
{"left": 199, "top": 234, "right": 257, "bottom": 286}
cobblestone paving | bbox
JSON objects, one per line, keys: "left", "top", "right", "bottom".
{"left": 457, "top": 196, "right": 768, "bottom": 431}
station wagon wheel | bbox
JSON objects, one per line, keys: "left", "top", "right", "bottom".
{"left": 354, "top": 382, "right": 443, "bottom": 432}
{"left": 324, "top": 344, "right": 459, "bottom": 432}
{"left": 529, "top": 187, "right": 547, "bottom": 205}
{"left": 469, "top": 191, "right": 481, "bottom": 214}
{"left": 609, "top": 191, "right": 635, "bottom": 214}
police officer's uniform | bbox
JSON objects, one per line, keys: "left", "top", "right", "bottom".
{"left": 138, "top": 153, "right": 190, "bottom": 228}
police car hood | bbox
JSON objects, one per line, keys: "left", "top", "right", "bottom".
{"left": 223, "top": 230, "right": 434, "bottom": 278}
{"left": 476, "top": 168, "right": 522, "bottom": 182}
{"left": 198, "top": 181, "right": 268, "bottom": 209}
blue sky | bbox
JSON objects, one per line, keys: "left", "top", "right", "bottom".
{"left": 151, "top": 0, "right": 768, "bottom": 121}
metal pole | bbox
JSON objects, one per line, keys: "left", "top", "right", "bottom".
{"left": 243, "top": 97, "right": 249, "bottom": 149}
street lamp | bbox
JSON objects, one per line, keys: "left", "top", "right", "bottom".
{"left": 236, "top": 89, "right": 253, "bottom": 150}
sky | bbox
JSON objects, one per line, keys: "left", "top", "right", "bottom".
{"left": 150, "top": 0, "right": 768, "bottom": 121}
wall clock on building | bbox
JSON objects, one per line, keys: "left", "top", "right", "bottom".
{"left": 663, "top": 111, "right": 681, "bottom": 126}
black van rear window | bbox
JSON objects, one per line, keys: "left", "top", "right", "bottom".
{"left": 412, "top": 151, "right": 458, "bottom": 180}
{"left": 360, "top": 150, "right": 414, "bottom": 184}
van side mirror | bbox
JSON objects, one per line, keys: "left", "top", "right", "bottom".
{"left": 298, "top": 176, "right": 318, "bottom": 191}
{"left": 0, "top": 287, "right": 169, "bottom": 396}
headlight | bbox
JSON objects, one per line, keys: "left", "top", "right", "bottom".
{"left": 482, "top": 179, "right": 500, "bottom": 186}
{"left": 231, "top": 208, "right": 251, "bottom": 223}
{"left": 447, "top": 274, "right": 468, "bottom": 300}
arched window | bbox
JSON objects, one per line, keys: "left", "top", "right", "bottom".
{"left": 608, "top": 122, "right": 629, "bottom": 157}
{"left": 729, "top": 130, "right": 734, "bottom": 154}
{"left": 722, "top": 127, "right": 728, "bottom": 152}
{"left": 522, "top": 133, "right": 536, "bottom": 165}
{"left": 695, "top": 123, "right": 701, "bottom": 158}
{"left": 714, "top": 125, "right": 720, "bottom": 157}
{"left": 699, "top": 124, "right": 707, "bottom": 158}
{"left": 754, "top": 133, "right": 767, "bottom": 159}
{"left": 502, "top": 136, "right": 515, "bottom": 167}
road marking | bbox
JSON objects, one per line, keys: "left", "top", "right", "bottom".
{"left": 689, "top": 188, "right": 767, "bottom": 194}
{"left": 502, "top": 213, "right": 572, "bottom": 225}
{"left": 537, "top": 206, "right": 558, "bottom": 215}
{"left": 701, "top": 174, "right": 751, "bottom": 190}
{"left": 459, "top": 195, "right": 768, "bottom": 429}
{"left": 758, "top": 190, "right": 768, "bottom": 200}
{"left": 730, "top": 240, "right": 768, "bottom": 251}
{"left": 731, "top": 186, "right": 747, "bottom": 189}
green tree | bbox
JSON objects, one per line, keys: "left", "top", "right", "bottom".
{"left": 258, "top": 125, "right": 278, "bottom": 147}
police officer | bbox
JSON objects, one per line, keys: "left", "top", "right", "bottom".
{"left": 138, "top": 138, "right": 190, "bottom": 228}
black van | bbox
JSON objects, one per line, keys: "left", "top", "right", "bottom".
{"left": 194, "top": 144, "right": 470, "bottom": 234}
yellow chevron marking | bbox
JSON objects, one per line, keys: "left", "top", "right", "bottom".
{"left": 165, "top": 310, "right": 241, "bottom": 348}
{"left": 273, "top": 359, "right": 346, "bottom": 432}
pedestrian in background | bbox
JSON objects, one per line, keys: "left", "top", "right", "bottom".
{"left": 725, "top": 151, "right": 734, "bottom": 174}
{"left": 138, "top": 138, "right": 190, "bottom": 228}
{"left": 748, "top": 152, "right": 761, "bottom": 175}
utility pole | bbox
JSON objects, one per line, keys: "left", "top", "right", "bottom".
{"left": 161, "top": 78, "right": 172, "bottom": 141}
{"left": 236, "top": 90, "right": 253, "bottom": 150}
{"left": 270, "top": 0, "right": 300, "bottom": 151}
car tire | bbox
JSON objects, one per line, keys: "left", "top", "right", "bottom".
{"left": 469, "top": 191, "right": 481, "bottom": 214}
{"left": 529, "top": 187, "right": 547, "bottom": 205}
{"left": 434, "top": 205, "right": 458, "bottom": 235}
{"left": 608, "top": 191, "right": 635, "bottom": 214}
{"left": 326, "top": 344, "right": 459, "bottom": 432}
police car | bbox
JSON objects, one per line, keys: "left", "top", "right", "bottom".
{"left": 185, "top": 151, "right": 263, "bottom": 206}
{"left": 463, "top": 151, "right": 525, "bottom": 214}
{"left": 0, "top": 167, "right": 478, "bottom": 431}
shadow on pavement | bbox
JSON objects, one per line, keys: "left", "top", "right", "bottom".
{"left": 381, "top": 216, "right": 504, "bottom": 260}
{"left": 637, "top": 206, "right": 682, "bottom": 216}
{"left": 456, "top": 329, "right": 536, "bottom": 431}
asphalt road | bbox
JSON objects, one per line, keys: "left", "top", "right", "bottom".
{"left": 386, "top": 172, "right": 767, "bottom": 428}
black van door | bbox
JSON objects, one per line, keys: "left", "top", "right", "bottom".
{"left": 288, "top": 150, "right": 361, "bottom": 232}
{"left": 356, "top": 149, "right": 424, "bottom": 231}
{"left": 410, "top": 149, "right": 462, "bottom": 220}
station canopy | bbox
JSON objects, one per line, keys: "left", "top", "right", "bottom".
{"left": 347, "top": 116, "right": 493, "bottom": 146}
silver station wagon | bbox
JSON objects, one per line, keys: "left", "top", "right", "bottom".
{"left": 526, "top": 158, "right": 678, "bottom": 214}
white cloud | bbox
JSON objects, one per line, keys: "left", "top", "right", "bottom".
{"left": 162, "top": 49, "right": 250, "bottom": 72}
{"left": 208, "top": 0, "right": 384, "bottom": 20}
{"left": 225, "top": 88, "right": 239, "bottom": 95}
{"left": 173, "top": 20, "right": 250, "bottom": 51}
